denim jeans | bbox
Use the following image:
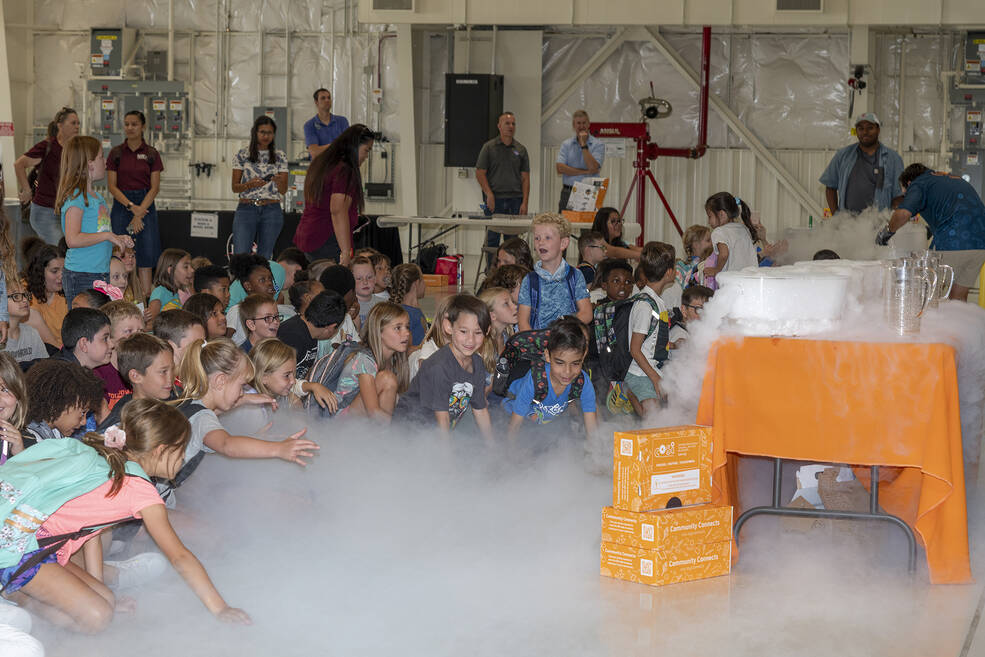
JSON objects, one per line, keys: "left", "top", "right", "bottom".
{"left": 63, "top": 269, "right": 107, "bottom": 309}
{"left": 483, "top": 196, "right": 523, "bottom": 265}
{"left": 29, "top": 203, "right": 62, "bottom": 245}
{"left": 232, "top": 202, "right": 284, "bottom": 258}
{"left": 111, "top": 189, "right": 161, "bottom": 269}
{"left": 304, "top": 235, "right": 341, "bottom": 263}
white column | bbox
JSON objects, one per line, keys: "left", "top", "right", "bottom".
{"left": 0, "top": 3, "right": 16, "bottom": 200}
{"left": 396, "top": 24, "right": 418, "bottom": 217}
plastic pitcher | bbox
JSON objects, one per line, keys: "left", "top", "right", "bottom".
{"left": 884, "top": 260, "right": 937, "bottom": 335}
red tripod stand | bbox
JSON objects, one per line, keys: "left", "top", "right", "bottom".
{"left": 588, "top": 26, "right": 712, "bottom": 245}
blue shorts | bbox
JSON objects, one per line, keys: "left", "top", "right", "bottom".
{"left": 0, "top": 549, "right": 58, "bottom": 594}
{"left": 623, "top": 372, "right": 660, "bottom": 402}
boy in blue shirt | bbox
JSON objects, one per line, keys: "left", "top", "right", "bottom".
{"left": 503, "top": 317, "right": 597, "bottom": 440}
{"left": 517, "top": 213, "right": 593, "bottom": 330}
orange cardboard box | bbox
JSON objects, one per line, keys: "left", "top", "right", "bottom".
{"left": 600, "top": 540, "right": 731, "bottom": 587}
{"left": 612, "top": 425, "right": 712, "bottom": 512}
{"left": 562, "top": 210, "right": 597, "bottom": 223}
{"left": 601, "top": 505, "right": 733, "bottom": 550}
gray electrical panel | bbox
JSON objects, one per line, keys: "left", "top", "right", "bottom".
{"left": 86, "top": 79, "right": 188, "bottom": 148}
{"left": 145, "top": 51, "right": 168, "bottom": 81}
{"left": 950, "top": 32, "right": 985, "bottom": 200}
{"left": 252, "top": 106, "right": 289, "bottom": 153}
{"left": 90, "top": 29, "right": 124, "bottom": 78}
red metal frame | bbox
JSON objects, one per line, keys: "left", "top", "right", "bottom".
{"left": 589, "top": 26, "right": 712, "bottom": 244}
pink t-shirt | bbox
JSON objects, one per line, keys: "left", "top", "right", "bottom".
{"left": 34, "top": 476, "right": 163, "bottom": 565}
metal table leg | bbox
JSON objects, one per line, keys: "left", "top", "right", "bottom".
{"left": 733, "top": 458, "right": 918, "bottom": 574}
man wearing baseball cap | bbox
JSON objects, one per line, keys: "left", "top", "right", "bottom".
{"left": 819, "top": 112, "right": 904, "bottom": 214}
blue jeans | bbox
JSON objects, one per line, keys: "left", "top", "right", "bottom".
{"left": 29, "top": 203, "right": 62, "bottom": 245}
{"left": 63, "top": 269, "right": 107, "bottom": 309}
{"left": 111, "top": 189, "right": 161, "bottom": 269}
{"left": 232, "top": 202, "right": 284, "bottom": 258}
{"left": 484, "top": 196, "right": 523, "bottom": 264}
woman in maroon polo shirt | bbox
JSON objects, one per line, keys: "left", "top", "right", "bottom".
{"left": 14, "top": 107, "right": 80, "bottom": 245}
{"left": 293, "top": 124, "right": 375, "bottom": 266}
{"left": 107, "top": 110, "right": 163, "bottom": 297}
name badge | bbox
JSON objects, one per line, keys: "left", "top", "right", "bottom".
{"left": 136, "top": 153, "right": 147, "bottom": 160}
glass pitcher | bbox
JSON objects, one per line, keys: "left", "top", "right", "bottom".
{"left": 884, "top": 260, "right": 937, "bottom": 335}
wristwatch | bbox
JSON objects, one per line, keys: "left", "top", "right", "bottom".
{"left": 580, "top": 144, "right": 589, "bottom": 150}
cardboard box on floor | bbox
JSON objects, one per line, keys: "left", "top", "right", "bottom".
{"left": 612, "top": 425, "right": 713, "bottom": 512}
{"left": 601, "top": 505, "right": 733, "bottom": 551}
{"left": 600, "top": 540, "right": 731, "bottom": 587}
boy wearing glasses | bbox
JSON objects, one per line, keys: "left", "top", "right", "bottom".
{"left": 1, "top": 280, "right": 47, "bottom": 366}
{"left": 576, "top": 230, "right": 606, "bottom": 286}
{"left": 670, "top": 285, "right": 713, "bottom": 348}
{"left": 239, "top": 294, "right": 281, "bottom": 353}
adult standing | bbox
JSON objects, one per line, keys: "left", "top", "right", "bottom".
{"left": 555, "top": 110, "right": 604, "bottom": 212}
{"left": 14, "top": 107, "right": 80, "bottom": 244}
{"left": 819, "top": 112, "right": 904, "bottom": 215}
{"left": 231, "top": 116, "right": 288, "bottom": 258}
{"left": 293, "top": 124, "right": 375, "bottom": 266}
{"left": 304, "top": 88, "right": 350, "bottom": 160}
{"left": 590, "top": 207, "right": 641, "bottom": 260}
{"left": 106, "top": 110, "right": 162, "bottom": 296}
{"left": 879, "top": 163, "right": 985, "bottom": 302}
{"left": 476, "top": 111, "right": 530, "bottom": 259}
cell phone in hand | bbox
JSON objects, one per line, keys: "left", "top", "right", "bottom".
{"left": 262, "top": 173, "right": 275, "bottom": 182}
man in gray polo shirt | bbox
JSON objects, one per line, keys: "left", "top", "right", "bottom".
{"left": 476, "top": 111, "right": 530, "bottom": 258}
{"left": 819, "top": 113, "right": 904, "bottom": 214}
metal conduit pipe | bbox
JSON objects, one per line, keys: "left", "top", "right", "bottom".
{"left": 167, "top": 0, "right": 174, "bottom": 81}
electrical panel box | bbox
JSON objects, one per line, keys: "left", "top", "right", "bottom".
{"left": 90, "top": 28, "right": 132, "bottom": 78}
{"left": 121, "top": 95, "right": 146, "bottom": 120}
{"left": 964, "top": 32, "right": 985, "bottom": 84}
{"left": 145, "top": 51, "right": 168, "bottom": 81}
{"left": 444, "top": 74, "right": 504, "bottom": 167}
{"left": 98, "top": 97, "right": 117, "bottom": 132}
{"left": 252, "top": 106, "right": 289, "bottom": 154}
{"left": 167, "top": 98, "right": 185, "bottom": 134}
{"left": 150, "top": 98, "right": 168, "bottom": 132}
{"left": 285, "top": 161, "right": 309, "bottom": 212}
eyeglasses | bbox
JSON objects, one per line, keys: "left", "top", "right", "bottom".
{"left": 684, "top": 304, "right": 704, "bottom": 312}
{"left": 251, "top": 314, "right": 282, "bottom": 325}
{"left": 8, "top": 292, "right": 32, "bottom": 302}
{"left": 587, "top": 244, "right": 607, "bottom": 251}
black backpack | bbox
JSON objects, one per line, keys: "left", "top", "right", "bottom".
{"left": 304, "top": 341, "right": 373, "bottom": 417}
{"left": 591, "top": 293, "right": 669, "bottom": 382}
{"left": 491, "top": 328, "right": 585, "bottom": 405}
{"left": 414, "top": 241, "right": 447, "bottom": 274}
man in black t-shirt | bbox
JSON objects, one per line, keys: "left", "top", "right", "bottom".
{"left": 277, "top": 291, "right": 346, "bottom": 378}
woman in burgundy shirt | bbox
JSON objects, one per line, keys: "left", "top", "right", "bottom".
{"left": 293, "top": 124, "right": 375, "bottom": 266}
{"left": 107, "top": 110, "right": 164, "bottom": 297}
{"left": 14, "top": 107, "right": 80, "bottom": 245}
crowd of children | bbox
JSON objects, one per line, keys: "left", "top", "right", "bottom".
{"left": 0, "top": 168, "right": 763, "bottom": 652}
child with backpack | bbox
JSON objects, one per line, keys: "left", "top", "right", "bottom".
{"left": 0, "top": 353, "right": 28, "bottom": 462}
{"left": 307, "top": 302, "right": 410, "bottom": 421}
{"left": 0, "top": 398, "right": 251, "bottom": 632}
{"left": 502, "top": 317, "right": 597, "bottom": 440}
{"left": 395, "top": 295, "right": 494, "bottom": 441}
{"left": 517, "top": 213, "right": 592, "bottom": 330}
{"left": 23, "top": 359, "right": 104, "bottom": 446}
{"left": 478, "top": 286, "right": 517, "bottom": 376}
{"left": 162, "top": 338, "right": 317, "bottom": 506}
{"left": 622, "top": 242, "right": 676, "bottom": 418}
{"left": 702, "top": 192, "right": 758, "bottom": 276}
{"left": 389, "top": 263, "right": 427, "bottom": 347}
{"left": 593, "top": 258, "right": 634, "bottom": 305}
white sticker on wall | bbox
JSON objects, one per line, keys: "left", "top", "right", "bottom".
{"left": 190, "top": 212, "right": 219, "bottom": 239}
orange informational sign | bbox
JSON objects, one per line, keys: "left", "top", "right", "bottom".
{"left": 600, "top": 539, "right": 731, "bottom": 587}
{"left": 612, "top": 425, "right": 712, "bottom": 512}
{"left": 601, "top": 505, "right": 732, "bottom": 551}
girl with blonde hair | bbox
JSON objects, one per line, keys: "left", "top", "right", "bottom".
{"left": 56, "top": 135, "right": 134, "bottom": 308}
{"left": 478, "top": 286, "right": 518, "bottom": 374}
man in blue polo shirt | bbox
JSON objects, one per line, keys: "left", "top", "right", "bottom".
{"left": 304, "top": 88, "right": 350, "bottom": 159}
{"left": 879, "top": 162, "right": 985, "bottom": 301}
{"left": 555, "top": 109, "right": 604, "bottom": 212}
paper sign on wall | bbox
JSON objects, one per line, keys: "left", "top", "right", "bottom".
{"left": 602, "top": 138, "right": 627, "bottom": 158}
{"left": 190, "top": 212, "right": 218, "bottom": 239}
{"left": 969, "top": 153, "right": 980, "bottom": 166}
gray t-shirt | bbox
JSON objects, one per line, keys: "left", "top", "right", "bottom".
{"left": 2, "top": 325, "right": 46, "bottom": 363}
{"left": 475, "top": 137, "right": 529, "bottom": 198}
{"left": 399, "top": 344, "right": 488, "bottom": 428}
{"left": 843, "top": 148, "right": 882, "bottom": 213}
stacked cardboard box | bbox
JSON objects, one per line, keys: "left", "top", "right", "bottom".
{"left": 600, "top": 425, "right": 733, "bottom": 586}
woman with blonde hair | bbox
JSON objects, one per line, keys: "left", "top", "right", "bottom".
{"left": 56, "top": 135, "right": 133, "bottom": 308}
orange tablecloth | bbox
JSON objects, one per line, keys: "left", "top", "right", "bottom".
{"left": 695, "top": 337, "right": 970, "bottom": 584}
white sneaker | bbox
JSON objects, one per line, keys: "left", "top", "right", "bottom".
{"left": 0, "top": 598, "right": 32, "bottom": 634}
{"left": 105, "top": 552, "right": 168, "bottom": 590}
